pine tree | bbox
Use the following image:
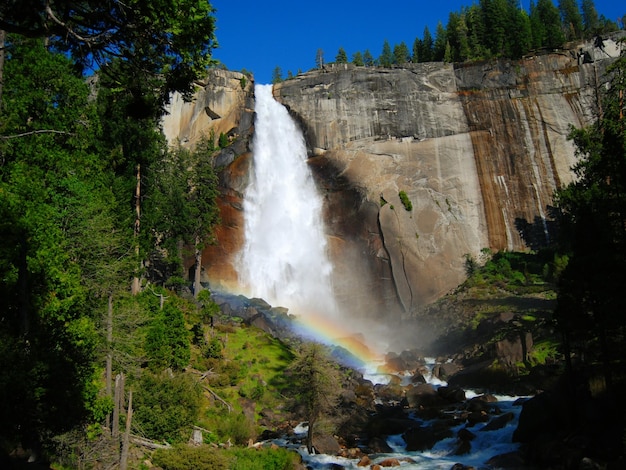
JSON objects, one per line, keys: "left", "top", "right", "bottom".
{"left": 352, "top": 51, "right": 364, "bottom": 66}
{"left": 272, "top": 66, "right": 283, "bottom": 84}
{"left": 554, "top": 48, "right": 626, "bottom": 393}
{"left": 433, "top": 22, "right": 448, "bottom": 61}
{"left": 335, "top": 46, "right": 348, "bottom": 64}
{"left": 393, "top": 41, "right": 410, "bottom": 65}
{"left": 288, "top": 343, "right": 341, "bottom": 454}
{"left": 420, "top": 26, "right": 434, "bottom": 62}
{"left": 363, "top": 49, "right": 375, "bottom": 66}
{"left": 581, "top": 0, "right": 600, "bottom": 37}
{"left": 558, "top": 0, "right": 584, "bottom": 40}
{"left": 531, "top": 0, "right": 565, "bottom": 49}
{"left": 412, "top": 37, "right": 422, "bottom": 63}
{"left": 379, "top": 39, "right": 393, "bottom": 67}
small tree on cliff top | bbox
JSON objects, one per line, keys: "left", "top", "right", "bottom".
{"left": 288, "top": 343, "right": 341, "bottom": 454}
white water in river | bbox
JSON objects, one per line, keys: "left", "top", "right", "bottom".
{"left": 237, "top": 84, "right": 337, "bottom": 316}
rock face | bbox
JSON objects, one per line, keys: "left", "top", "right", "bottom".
{"left": 164, "top": 37, "right": 622, "bottom": 318}
{"left": 274, "top": 36, "right": 622, "bottom": 313}
{"left": 162, "top": 69, "right": 255, "bottom": 290}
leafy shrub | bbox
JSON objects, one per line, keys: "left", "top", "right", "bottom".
{"left": 203, "top": 337, "right": 224, "bottom": 359}
{"left": 145, "top": 303, "right": 191, "bottom": 370}
{"left": 218, "top": 132, "right": 229, "bottom": 148}
{"left": 399, "top": 190, "right": 412, "bottom": 211}
{"left": 133, "top": 373, "right": 202, "bottom": 443}
{"left": 152, "top": 445, "right": 231, "bottom": 470}
{"left": 226, "top": 447, "right": 301, "bottom": 470}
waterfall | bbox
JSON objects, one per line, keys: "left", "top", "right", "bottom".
{"left": 237, "top": 84, "right": 337, "bottom": 316}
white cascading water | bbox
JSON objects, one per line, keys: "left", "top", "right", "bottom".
{"left": 237, "top": 84, "right": 337, "bottom": 316}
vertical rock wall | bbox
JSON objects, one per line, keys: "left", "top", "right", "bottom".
{"left": 163, "top": 37, "right": 621, "bottom": 318}
{"left": 274, "top": 37, "right": 622, "bottom": 314}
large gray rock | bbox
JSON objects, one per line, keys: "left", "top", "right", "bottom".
{"left": 274, "top": 37, "right": 621, "bottom": 316}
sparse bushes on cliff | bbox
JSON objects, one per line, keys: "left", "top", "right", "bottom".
{"left": 399, "top": 190, "right": 413, "bottom": 211}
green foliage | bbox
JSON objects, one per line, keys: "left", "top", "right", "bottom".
{"left": 379, "top": 40, "right": 393, "bottom": 67}
{"left": 335, "top": 47, "right": 348, "bottom": 64}
{"left": 352, "top": 51, "right": 364, "bottom": 66}
{"left": 553, "top": 47, "right": 626, "bottom": 374}
{"left": 399, "top": 190, "right": 413, "bottom": 211}
{"left": 528, "top": 340, "right": 560, "bottom": 366}
{"left": 464, "top": 250, "right": 558, "bottom": 293}
{"left": 272, "top": 66, "right": 283, "bottom": 84}
{"left": 133, "top": 372, "right": 202, "bottom": 443}
{"left": 239, "top": 76, "right": 247, "bottom": 89}
{"left": 219, "top": 132, "right": 230, "bottom": 148}
{"left": 0, "top": 36, "right": 116, "bottom": 443}
{"left": 145, "top": 302, "right": 191, "bottom": 371}
{"left": 152, "top": 445, "right": 300, "bottom": 470}
{"left": 152, "top": 444, "right": 232, "bottom": 470}
{"left": 287, "top": 343, "right": 341, "bottom": 453}
{"left": 226, "top": 447, "right": 301, "bottom": 470}
{"left": 0, "top": 0, "right": 217, "bottom": 106}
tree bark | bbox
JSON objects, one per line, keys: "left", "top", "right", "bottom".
{"left": 131, "top": 163, "right": 141, "bottom": 295}
{"left": 119, "top": 390, "right": 133, "bottom": 470}
{"left": 112, "top": 373, "right": 124, "bottom": 439}
{"left": 105, "top": 294, "right": 113, "bottom": 430}
{"left": 194, "top": 235, "right": 202, "bottom": 298}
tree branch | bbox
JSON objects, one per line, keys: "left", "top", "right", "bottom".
{"left": 1, "top": 129, "right": 74, "bottom": 140}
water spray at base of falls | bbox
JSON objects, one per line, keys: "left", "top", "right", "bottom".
{"left": 237, "top": 84, "right": 338, "bottom": 319}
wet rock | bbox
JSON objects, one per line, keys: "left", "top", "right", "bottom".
{"left": 402, "top": 423, "right": 453, "bottom": 451}
{"left": 481, "top": 411, "right": 515, "bottom": 432}
{"left": 405, "top": 383, "right": 444, "bottom": 408}
{"left": 312, "top": 434, "right": 341, "bottom": 455}
{"left": 432, "top": 362, "right": 462, "bottom": 381}
{"left": 437, "top": 385, "right": 466, "bottom": 403}
{"left": 366, "top": 436, "right": 393, "bottom": 453}
{"left": 485, "top": 451, "right": 529, "bottom": 469}
{"left": 357, "top": 455, "right": 371, "bottom": 467}
{"left": 378, "top": 457, "right": 401, "bottom": 467}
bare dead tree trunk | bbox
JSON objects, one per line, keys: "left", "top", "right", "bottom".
{"left": 105, "top": 294, "right": 113, "bottom": 430}
{"left": 131, "top": 163, "right": 141, "bottom": 295}
{"left": 194, "top": 235, "right": 202, "bottom": 298}
{"left": 119, "top": 390, "right": 133, "bottom": 470}
{"left": 112, "top": 373, "right": 124, "bottom": 439}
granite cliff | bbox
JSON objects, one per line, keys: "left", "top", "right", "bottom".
{"left": 163, "top": 36, "right": 622, "bottom": 319}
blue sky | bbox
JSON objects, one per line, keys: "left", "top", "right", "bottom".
{"left": 211, "top": 0, "right": 624, "bottom": 84}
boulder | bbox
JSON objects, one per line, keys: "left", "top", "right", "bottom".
{"left": 402, "top": 424, "right": 453, "bottom": 451}
{"left": 437, "top": 386, "right": 466, "bottom": 403}
{"left": 312, "top": 434, "right": 341, "bottom": 455}
{"left": 481, "top": 411, "right": 515, "bottom": 432}
{"left": 405, "top": 383, "right": 443, "bottom": 408}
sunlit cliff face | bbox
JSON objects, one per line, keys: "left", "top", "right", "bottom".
{"left": 163, "top": 38, "right": 621, "bottom": 341}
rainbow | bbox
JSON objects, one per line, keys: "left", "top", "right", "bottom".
{"left": 290, "top": 309, "right": 394, "bottom": 376}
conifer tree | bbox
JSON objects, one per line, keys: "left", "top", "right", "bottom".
{"left": 379, "top": 39, "right": 393, "bottom": 67}
{"left": 559, "top": 0, "right": 584, "bottom": 40}
{"left": 393, "top": 41, "right": 410, "bottom": 65}
{"left": 433, "top": 22, "right": 448, "bottom": 61}
{"left": 412, "top": 37, "right": 422, "bottom": 63}
{"left": 581, "top": 0, "right": 600, "bottom": 36}
{"left": 554, "top": 46, "right": 626, "bottom": 393}
{"left": 288, "top": 343, "right": 341, "bottom": 454}
{"left": 336, "top": 47, "right": 348, "bottom": 64}
{"left": 421, "top": 26, "right": 434, "bottom": 62}
{"left": 352, "top": 51, "right": 364, "bottom": 66}
{"left": 363, "top": 49, "right": 375, "bottom": 66}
